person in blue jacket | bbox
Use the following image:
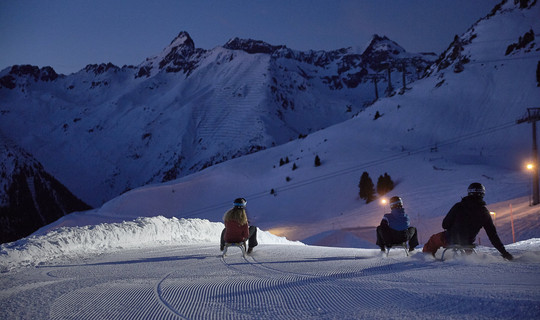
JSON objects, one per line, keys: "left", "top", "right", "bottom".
{"left": 376, "top": 196, "right": 419, "bottom": 252}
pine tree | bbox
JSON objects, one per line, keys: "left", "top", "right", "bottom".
{"left": 376, "top": 172, "right": 395, "bottom": 195}
{"left": 359, "top": 171, "right": 375, "bottom": 203}
{"left": 377, "top": 175, "right": 386, "bottom": 195}
{"left": 384, "top": 172, "right": 395, "bottom": 191}
{"left": 314, "top": 155, "right": 321, "bottom": 167}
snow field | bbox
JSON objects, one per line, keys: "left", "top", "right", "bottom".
{"left": 1, "top": 241, "right": 539, "bottom": 319}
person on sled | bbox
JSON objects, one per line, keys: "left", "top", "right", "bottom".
{"left": 422, "top": 183, "right": 513, "bottom": 260}
{"left": 220, "top": 198, "right": 258, "bottom": 254}
{"left": 376, "top": 196, "right": 419, "bottom": 252}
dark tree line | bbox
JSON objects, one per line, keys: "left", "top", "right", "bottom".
{"left": 358, "top": 171, "right": 394, "bottom": 203}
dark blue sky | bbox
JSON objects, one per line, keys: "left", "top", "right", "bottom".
{"left": 0, "top": 0, "right": 498, "bottom": 75}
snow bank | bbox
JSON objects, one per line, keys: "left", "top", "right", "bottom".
{"left": 0, "top": 216, "right": 303, "bottom": 272}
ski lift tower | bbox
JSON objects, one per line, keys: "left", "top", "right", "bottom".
{"left": 366, "top": 73, "right": 385, "bottom": 101}
{"left": 517, "top": 108, "right": 540, "bottom": 205}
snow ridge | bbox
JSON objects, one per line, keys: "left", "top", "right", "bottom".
{"left": 0, "top": 216, "right": 302, "bottom": 271}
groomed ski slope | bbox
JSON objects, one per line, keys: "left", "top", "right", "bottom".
{"left": 2, "top": 242, "right": 540, "bottom": 319}
{"left": 1, "top": 217, "right": 539, "bottom": 319}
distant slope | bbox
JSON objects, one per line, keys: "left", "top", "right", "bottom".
{"left": 0, "top": 32, "right": 434, "bottom": 207}
{"left": 0, "top": 141, "right": 91, "bottom": 243}
{"left": 42, "top": 0, "right": 539, "bottom": 247}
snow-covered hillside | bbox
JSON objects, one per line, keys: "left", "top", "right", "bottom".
{"left": 1, "top": 0, "right": 539, "bottom": 246}
{"left": 0, "top": 31, "right": 433, "bottom": 208}
{"left": 0, "top": 139, "right": 90, "bottom": 243}
{"left": 27, "top": 0, "right": 540, "bottom": 248}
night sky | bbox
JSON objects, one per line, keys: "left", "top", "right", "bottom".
{"left": 0, "top": 0, "right": 498, "bottom": 74}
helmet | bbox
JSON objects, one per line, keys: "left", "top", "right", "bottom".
{"left": 389, "top": 196, "right": 403, "bottom": 209}
{"left": 467, "top": 183, "right": 485, "bottom": 197}
{"left": 233, "top": 198, "right": 247, "bottom": 208}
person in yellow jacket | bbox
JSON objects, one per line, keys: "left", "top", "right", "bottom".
{"left": 220, "top": 198, "right": 258, "bottom": 254}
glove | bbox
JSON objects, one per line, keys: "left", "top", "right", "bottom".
{"left": 501, "top": 251, "right": 513, "bottom": 261}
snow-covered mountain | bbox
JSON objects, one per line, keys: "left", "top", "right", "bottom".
{"left": 2, "top": 2, "right": 540, "bottom": 318}
{"left": 0, "top": 139, "right": 90, "bottom": 243}
{"left": 2, "top": 0, "right": 540, "bottom": 248}
{"left": 27, "top": 0, "right": 540, "bottom": 249}
{"left": 0, "top": 31, "right": 434, "bottom": 209}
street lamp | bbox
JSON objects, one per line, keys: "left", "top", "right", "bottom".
{"left": 527, "top": 163, "right": 535, "bottom": 206}
{"left": 517, "top": 108, "right": 540, "bottom": 205}
{"left": 490, "top": 211, "right": 496, "bottom": 227}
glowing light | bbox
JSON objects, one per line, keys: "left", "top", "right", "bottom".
{"left": 527, "top": 163, "right": 534, "bottom": 170}
{"left": 266, "top": 227, "right": 294, "bottom": 238}
{"left": 381, "top": 198, "right": 387, "bottom": 205}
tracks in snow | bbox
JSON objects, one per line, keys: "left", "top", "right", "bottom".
{"left": 46, "top": 246, "right": 418, "bottom": 319}
{"left": 25, "top": 245, "right": 539, "bottom": 320}
{"left": 152, "top": 248, "right": 424, "bottom": 319}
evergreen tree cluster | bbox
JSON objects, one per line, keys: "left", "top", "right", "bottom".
{"left": 358, "top": 171, "right": 395, "bottom": 204}
{"left": 376, "top": 173, "right": 394, "bottom": 195}
{"left": 271, "top": 155, "right": 321, "bottom": 195}
{"left": 278, "top": 155, "right": 319, "bottom": 168}
{"left": 279, "top": 157, "right": 290, "bottom": 166}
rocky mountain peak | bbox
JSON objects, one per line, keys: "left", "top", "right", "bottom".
{"left": 0, "top": 65, "right": 59, "bottom": 89}
{"left": 84, "top": 63, "right": 119, "bottom": 75}
{"left": 224, "top": 37, "right": 286, "bottom": 54}
{"left": 136, "top": 31, "right": 200, "bottom": 77}
{"left": 362, "top": 34, "right": 407, "bottom": 58}
{"left": 159, "top": 31, "right": 196, "bottom": 68}
{"left": 168, "top": 31, "right": 195, "bottom": 51}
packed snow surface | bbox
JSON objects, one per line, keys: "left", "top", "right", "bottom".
{"left": 1, "top": 217, "right": 540, "bottom": 319}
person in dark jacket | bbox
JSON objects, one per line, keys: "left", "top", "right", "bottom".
{"left": 376, "top": 196, "right": 419, "bottom": 252}
{"left": 220, "top": 198, "right": 258, "bottom": 253}
{"left": 423, "top": 183, "right": 513, "bottom": 260}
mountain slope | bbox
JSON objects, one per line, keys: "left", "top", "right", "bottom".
{"left": 0, "top": 32, "right": 434, "bottom": 207}
{"left": 36, "top": 0, "right": 540, "bottom": 247}
{"left": 0, "top": 140, "right": 91, "bottom": 243}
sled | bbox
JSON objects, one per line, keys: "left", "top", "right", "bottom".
{"left": 440, "top": 244, "right": 477, "bottom": 261}
{"left": 222, "top": 241, "right": 247, "bottom": 257}
{"left": 385, "top": 242, "right": 409, "bottom": 257}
